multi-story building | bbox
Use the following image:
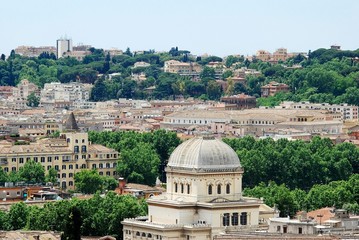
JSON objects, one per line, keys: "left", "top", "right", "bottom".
{"left": 220, "top": 94, "right": 256, "bottom": 110}
{"left": 56, "top": 38, "right": 73, "bottom": 58}
{"left": 15, "top": 46, "right": 56, "bottom": 57}
{"left": 0, "top": 113, "right": 119, "bottom": 189}
{"left": 279, "top": 101, "right": 358, "bottom": 121}
{"left": 12, "top": 79, "right": 40, "bottom": 109}
{"left": 105, "top": 48, "right": 123, "bottom": 57}
{"left": 161, "top": 109, "right": 343, "bottom": 136}
{"left": 164, "top": 60, "right": 202, "bottom": 77}
{"left": 0, "top": 86, "right": 14, "bottom": 99}
{"left": 62, "top": 50, "right": 91, "bottom": 61}
{"left": 41, "top": 82, "right": 92, "bottom": 103}
{"left": 272, "top": 48, "right": 288, "bottom": 62}
{"left": 261, "top": 81, "right": 290, "bottom": 97}
{"left": 256, "top": 50, "right": 271, "bottom": 62}
{"left": 256, "top": 48, "right": 306, "bottom": 63}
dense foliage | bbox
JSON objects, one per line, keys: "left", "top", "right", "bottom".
{"left": 74, "top": 169, "right": 118, "bottom": 194}
{"left": 224, "top": 136, "right": 359, "bottom": 190}
{"left": 244, "top": 174, "right": 359, "bottom": 217}
{"left": 88, "top": 130, "right": 181, "bottom": 183}
{"left": 1, "top": 47, "right": 359, "bottom": 103}
{"left": 0, "top": 192, "right": 147, "bottom": 240}
{"left": 252, "top": 49, "right": 359, "bottom": 106}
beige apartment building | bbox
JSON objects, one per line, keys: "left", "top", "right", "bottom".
{"left": 15, "top": 45, "right": 56, "bottom": 57}
{"left": 164, "top": 60, "right": 202, "bottom": 76}
{"left": 0, "top": 113, "right": 119, "bottom": 189}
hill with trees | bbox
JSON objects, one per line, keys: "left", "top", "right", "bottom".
{"left": 1, "top": 47, "right": 358, "bottom": 104}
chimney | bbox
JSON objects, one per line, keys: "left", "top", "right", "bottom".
{"left": 118, "top": 177, "right": 126, "bottom": 194}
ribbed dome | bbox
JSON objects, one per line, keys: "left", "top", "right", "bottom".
{"left": 167, "top": 136, "right": 241, "bottom": 172}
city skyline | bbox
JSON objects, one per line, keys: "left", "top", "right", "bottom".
{"left": 1, "top": 0, "right": 358, "bottom": 57}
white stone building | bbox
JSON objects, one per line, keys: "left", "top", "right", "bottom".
{"left": 40, "top": 82, "right": 93, "bottom": 107}
{"left": 278, "top": 101, "right": 358, "bottom": 121}
{"left": 56, "top": 38, "right": 73, "bottom": 58}
{"left": 122, "top": 136, "right": 277, "bottom": 240}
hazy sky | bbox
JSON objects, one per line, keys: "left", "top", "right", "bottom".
{"left": 1, "top": 0, "right": 358, "bottom": 57}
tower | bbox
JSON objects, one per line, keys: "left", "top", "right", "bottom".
{"left": 56, "top": 37, "right": 73, "bottom": 58}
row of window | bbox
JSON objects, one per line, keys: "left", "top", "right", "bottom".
{"left": 171, "top": 119, "right": 208, "bottom": 124}
{"left": 174, "top": 183, "right": 190, "bottom": 194}
{"left": 3, "top": 162, "right": 116, "bottom": 173}
{"left": 58, "top": 171, "right": 114, "bottom": 179}
{"left": 67, "top": 138, "right": 86, "bottom": 143}
{"left": 11, "top": 156, "right": 66, "bottom": 163}
{"left": 222, "top": 212, "right": 247, "bottom": 226}
{"left": 173, "top": 183, "right": 232, "bottom": 195}
{"left": 74, "top": 146, "right": 87, "bottom": 153}
{"left": 92, "top": 163, "right": 116, "bottom": 169}
{"left": 125, "top": 230, "right": 162, "bottom": 240}
{"left": 208, "top": 184, "right": 231, "bottom": 195}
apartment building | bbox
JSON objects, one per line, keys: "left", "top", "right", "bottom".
{"left": 41, "top": 82, "right": 92, "bottom": 102}
{"left": 11, "top": 79, "right": 40, "bottom": 109}
{"left": 256, "top": 48, "right": 306, "bottom": 63}
{"left": 15, "top": 45, "right": 56, "bottom": 57}
{"left": 161, "top": 109, "right": 343, "bottom": 136}
{"left": 164, "top": 60, "right": 202, "bottom": 77}
{"left": 220, "top": 93, "right": 256, "bottom": 110}
{"left": 279, "top": 101, "right": 359, "bottom": 121}
{"left": 261, "top": 81, "right": 290, "bottom": 97}
{"left": 0, "top": 113, "right": 119, "bottom": 189}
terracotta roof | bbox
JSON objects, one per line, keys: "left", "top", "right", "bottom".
{"left": 306, "top": 207, "right": 335, "bottom": 223}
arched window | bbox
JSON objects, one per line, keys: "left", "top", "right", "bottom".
{"left": 208, "top": 184, "right": 213, "bottom": 195}
{"left": 181, "top": 183, "right": 184, "bottom": 193}
{"left": 217, "top": 184, "right": 221, "bottom": 194}
{"left": 69, "top": 181, "right": 73, "bottom": 186}
{"left": 187, "top": 184, "right": 190, "bottom": 194}
{"left": 226, "top": 184, "right": 230, "bottom": 194}
{"left": 174, "top": 183, "right": 178, "bottom": 193}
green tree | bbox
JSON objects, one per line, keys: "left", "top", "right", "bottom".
{"left": 125, "top": 47, "right": 133, "bottom": 57}
{"left": 7, "top": 202, "right": 28, "bottom": 230}
{"left": 45, "top": 167, "right": 58, "bottom": 185}
{"left": 74, "top": 170, "right": 104, "bottom": 194}
{"left": 206, "top": 80, "right": 222, "bottom": 100}
{"left": 200, "top": 66, "right": 215, "bottom": 79}
{"left": 19, "top": 160, "right": 45, "bottom": 183}
{"left": 90, "top": 78, "right": 107, "bottom": 101}
{"left": 103, "top": 176, "right": 118, "bottom": 191}
{"left": 0, "top": 167, "right": 7, "bottom": 184}
{"left": 61, "top": 206, "right": 82, "bottom": 240}
{"left": 26, "top": 92, "right": 40, "bottom": 107}
{"left": 117, "top": 142, "right": 160, "bottom": 185}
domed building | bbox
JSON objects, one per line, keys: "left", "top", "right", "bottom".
{"left": 122, "top": 136, "right": 278, "bottom": 240}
